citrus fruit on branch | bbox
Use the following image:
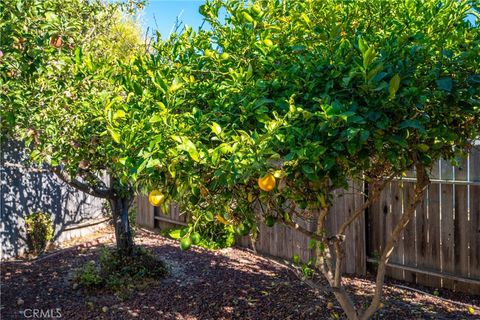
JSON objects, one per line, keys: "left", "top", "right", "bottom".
{"left": 148, "top": 190, "right": 165, "bottom": 207}
{"left": 258, "top": 173, "right": 276, "bottom": 192}
{"left": 190, "top": 232, "right": 201, "bottom": 245}
{"left": 180, "top": 237, "right": 192, "bottom": 251}
{"left": 265, "top": 216, "right": 275, "bottom": 228}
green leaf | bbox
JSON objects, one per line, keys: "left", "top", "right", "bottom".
{"left": 146, "top": 158, "right": 161, "bottom": 168}
{"left": 359, "top": 130, "right": 370, "bottom": 143}
{"left": 108, "top": 128, "right": 121, "bottom": 143}
{"left": 169, "top": 229, "right": 182, "bottom": 239}
{"left": 293, "top": 254, "right": 300, "bottom": 265}
{"left": 113, "top": 110, "right": 126, "bottom": 120}
{"left": 168, "top": 78, "right": 183, "bottom": 93}
{"left": 389, "top": 74, "right": 401, "bottom": 98}
{"left": 242, "top": 12, "right": 254, "bottom": 23}
{"left": 149, "top": 115, "right": 162, "bottom": 123}
{"left": 205, "top": 212, "right": 214, "bottom": 221}
{"left": 436, "top": 77, "right": 453, "bottom": 92}
{"left": 358, "top": 37, "right": 367, "bottom": 53}
{"left": 389, "top": 135, "right": 408, "bottom": 147}
{"left": 246, "top": 64, "right": 253, "bottom": 80}
{"left": 363, "top": 47, "right": 376, "bottom": 69}
{"left": 416, "top": 144, "right": 430, "bottom": 152}
{"left": 399, "top": 119, "right": 425, "bottom": 133}
{"left": 211, "top": 122, "right": 222, "bottom": 135}
{"left": 178, "top": 137, "right": 200, "bottom": 162}
{"left": 302, "top": 165, "right": 314, "bottom": 174}
{"left": 301, "top": 13, "right": 311, "bottom": 26}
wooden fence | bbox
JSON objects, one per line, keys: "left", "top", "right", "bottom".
{"left": 368, "top": 154, "right": 480, "bottom": 294}
{"left": 236, "top": 182, "right": 365, "bottom": 275}
{"left": 136, "top": 152, "right": 480, "bottom": 294}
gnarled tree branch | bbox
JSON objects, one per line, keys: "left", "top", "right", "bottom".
{"left": 51, "top": 167, "right": 112, "bottom": 199}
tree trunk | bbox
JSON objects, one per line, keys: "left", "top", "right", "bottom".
{"left": 109, "top": 196, "right": 134, "bottom": 256}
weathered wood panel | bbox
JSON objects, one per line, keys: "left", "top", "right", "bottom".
{"left": 368, "top": 151, "right": 480, "bottom": 294}
{"left": 135, "top": 195, "right": 154, "bottom": 229}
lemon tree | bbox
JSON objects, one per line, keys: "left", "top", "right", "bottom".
{"left": 0, "top": 0, "right": 184, "bottom": 256}
{"left": 139, "top": 0, "right": 479, "bottom": 318}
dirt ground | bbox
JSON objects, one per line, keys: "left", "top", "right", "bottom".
{"left": 1, "top": 228, "right": 479, "bottom": 319}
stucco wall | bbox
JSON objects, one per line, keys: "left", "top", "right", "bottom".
{"left": 0, "top": 140, "right": 108, "bottom": 259}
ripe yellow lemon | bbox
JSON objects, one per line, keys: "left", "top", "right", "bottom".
{"left": 258, "top": 173, "right": 276, "bottom": 192}
{"left": 263, "top": 39, "right": 274, "bottom": 47}
{"left": 148, "top": 190, "right": 165, "bottom": 207}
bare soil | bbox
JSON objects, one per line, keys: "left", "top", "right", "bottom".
{"left": 1, "top": 228, "right": 478, "bottom": 319}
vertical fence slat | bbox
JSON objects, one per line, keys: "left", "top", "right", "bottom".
{"left": 470, "top": 150, "right": 480, "bottom": 294}
{"left": 440, "top": 184, "right": 455, "bottom": 290}
{"left": 344, "top": 186, "right": 356, "bottom": 274}
{"left": 422, "top": 184, "right": 442, "bottom": 287}
{"left": 470, "top": 185, "right": 480, "bottom": 294}
{"left": 454, "top": 158, "right": 470, "bottom": 292}
{"left": 402, "top": 182, "right": 417, "bottom": 283}
{"left": 389, "top": 182, "right": 405, "bottom": 280}
{"left": 415, "top": 184, "right": 428, "bottom": 286}
{"left": 423, "top": 161, "right": 442, "bottom": 287}
{"left": 354, "top": 181, "right": 366, "bottom": 275}
{"left": 368, "top": 185, "right": 383, "bottom": 259}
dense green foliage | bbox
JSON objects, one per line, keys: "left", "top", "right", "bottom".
{"left": 138, "top": 0, "right": 480, "bottom": 233}
{"left": 1, "top": 0, "right": 159, "bottom": 255}
{"left": 0, "top": 0, "right": 144, "bottom": 187}
{"left": 137, "top": 1, "right": 479, "bottom": 317}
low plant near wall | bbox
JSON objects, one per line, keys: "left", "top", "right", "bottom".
{"left": 24, "top": 212, "right": 54, "bottom": 255}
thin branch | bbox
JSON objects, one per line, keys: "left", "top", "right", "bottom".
{"left": 337, "top": 173, "right": 396, "bottom": 238}
{"left": 51, "top": 167, "right": 112, "bottom": 199}
{"left": 81, "top": 169, "right": 110, "bottom": 192}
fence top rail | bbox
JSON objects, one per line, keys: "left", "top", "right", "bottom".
{"left": 395, "top": 177, "right": 480, "bottom": 186}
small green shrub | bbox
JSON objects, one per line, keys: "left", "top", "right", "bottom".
{"left": 292, "top": 255, "right": 315, "bottom": 279}
{"left": 24, "top": 212, "right": 54, "bottom": 254}
{"left": 75, "top": 246, "right": 167, "bottom": 295}
{"left": 78, "top": 261, "right": 103, "bottom": 287}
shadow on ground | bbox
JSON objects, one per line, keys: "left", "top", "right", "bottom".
{"left": 1, "top": 232, "right": 478, "bottom": 320}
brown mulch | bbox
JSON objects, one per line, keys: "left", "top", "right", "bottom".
{"left": 1, "top": 229, "right": 479, "bottom": 320}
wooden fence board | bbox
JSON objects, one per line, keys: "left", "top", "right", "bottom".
{"left": 389, "top": 183, "right": 406, "bottom": 280}
{"left": 454, "top": 158, "right": 470, "bottom": 292}
{"left": 440, "top": 184, "right": 455, "bottom": 291}
{"left": 470, "top": 150, "right": 480, "bottom": 294}
{"left": 418, "top": 184, "right": 441, "bottom": 288}
{"left": 354, "top": 181, "right": 366, "bottom": 275}
{"left": 470, "top": 185, "right": 480, "bottom": 294}
{"left": 402, "top": 182, "right": 417, "bottom": 283}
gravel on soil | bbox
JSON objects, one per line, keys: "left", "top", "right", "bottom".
{"left": 1, "top": 228, "right": 478, "bottom": 320}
